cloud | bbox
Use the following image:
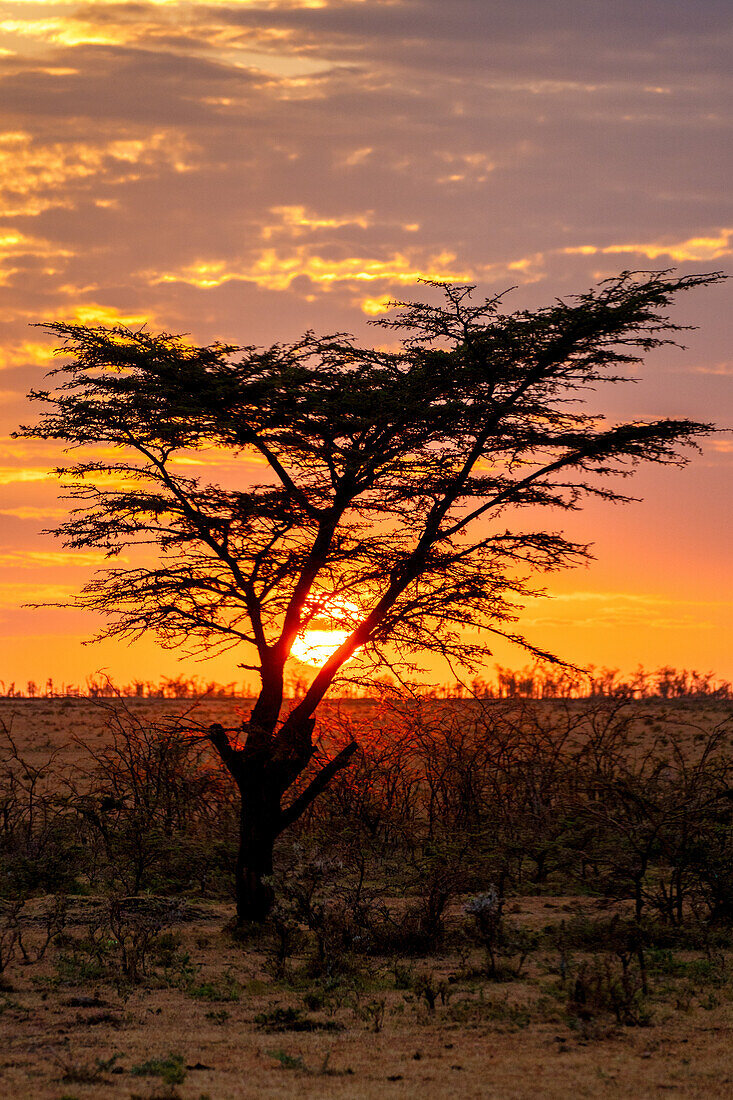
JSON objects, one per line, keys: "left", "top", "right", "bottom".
{"left": 0, "top": 229, "right": 72, "bottom": 283}
{"left": 0, "top": 339, "right": 55, "bottom": 371}
{"left": 262, "top": 204, "right": 372, "bottom": 237}
{"left": 0, "top": 581, "right": 76, "bottom": 607}
{"left": 0, "top": 550, "right": 119, "bottom": 569}
{"left": 0, "top": 506, "right": 69, "bottom": 520}
{"left": 691, "top": 361, "right": 733, "bottom": 376}
{"left": 0, "top": 465, "right": 52, "bottom": 485}
{"left": 537, "top": 591, "right": 731, "bottom": 606}
{"left": 0, "top": 129, "right": 196, "bottom": 217}
{"left": 359, "top": 293, "right": 393, "bottom": 315}
{"left": 563, "top": 228, "right": 733, "bottom": 263}
{"left": 150, "top": 246, "right": 474, "bottom": 291}
{"left": 0, "top": 463, "right": 135, "bottom": 489}
{"left": 435, "top": 151, "right": 496, "bottom": 185}
{"left": 58, "top": 304, "right": 154, "bottom": 327}
{"left": 525, "top": 590, "right": 732, "bottom": 631}
{"left": 142, "top": 199, "right": 548, "bottom": 295}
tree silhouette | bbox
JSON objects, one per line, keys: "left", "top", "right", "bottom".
{"left": 19, "top": 269, "right": 723, "bottom": 920}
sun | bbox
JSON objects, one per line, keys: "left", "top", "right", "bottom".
{"left": 290, "top": 597, "right": 361, "bottom": 668}
{"left": 291, "top": 627, "right": 352, "bottom": 666}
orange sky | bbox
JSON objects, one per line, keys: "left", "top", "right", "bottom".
{"left": 0, "top": 0, "right": 731, "bottom": 689}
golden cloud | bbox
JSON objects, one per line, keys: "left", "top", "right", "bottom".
{"left": 436, "top": 151, "right": 496, "bottom": 185}
{"left": 0, "top": 463, "right": 133, "bottom": 489}
{"left": 0, "top": 506, "right": 69, "bottom": 520}
{"left": 168, "top": 450, "right": 267, "bottom": 467}
{"left": 150, "top": 247, "right": 473, "bottom": 291}
{"left": 0, "top": 130, "right": 195, "bottom": 217}
{"left": 0, "top": 466, "right": 52, "bottom": 485}
{"left": 0, "top": 14, "right": 145, "bottom": 50}
{"left": 0, "top": 340, "right": 56, "bottom": 371}
{"left": 262, "top": 205, "right": 372, "bottom": 239}
{"left": 0, "top": 229, "right": 72, "bottom": 283}
{"left": 563, "top": 228, "right": 733, "bottom": 263}
{"left": 0, "top": 582, "right": 76, "bottom": 608}
{"left": 147, "top": 240, "right": 550, "bottom": 297}
{"left": 60, "top": 304, "right": 153, "bottom": 327}
{"left": 0, "top": 550, "right": 121, "bottom": 568}
{"left": 360, "top": 294, "right": 394, "bottom": 315}
{"left": 0, "top": 4, "right": 356, "bottom": 77}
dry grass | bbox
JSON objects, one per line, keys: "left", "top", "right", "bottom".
{"left": 2, "top": 695, "right": 732, "bottom": 776}
{"left": 1, "top": 698, "right": 732, "bottom": 1097}
{"left": 0, "top": 896, "right": 731, "bottom": 1099}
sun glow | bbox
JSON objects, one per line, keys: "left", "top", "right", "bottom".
{"left": 291, "top": 627, "right": 351, "bottom": 666}
{"left": 290, "top": 597, "right": 362, "bottom": 667}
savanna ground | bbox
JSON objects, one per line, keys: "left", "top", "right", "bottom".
{"left": 1, "top": 696, "right": 733, "bottom": 1099}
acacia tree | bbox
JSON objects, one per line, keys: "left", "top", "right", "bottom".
{"left": 19, "top": 270, "right": 722, "bottom": 921}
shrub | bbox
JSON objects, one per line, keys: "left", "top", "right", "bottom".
{"left": 130, "top": 1052, "right": 187, "bottom": 1086}
{"left": 567, "top": 955, "right": 651, "bottom": 1028}
{"left": 464, "top": 888, "right": 538, "bottom": 978}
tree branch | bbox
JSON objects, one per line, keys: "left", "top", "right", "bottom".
{"left": 277, "top": 740, "right": 358, "bottom": 833}
{"left": 207, "top": 723, "right": 243, "bottom": 781}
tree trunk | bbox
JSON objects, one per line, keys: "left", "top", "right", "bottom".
{"left": 235, "top": 775, "right": 280, "bottom": 924}
{"left": 207, "top": 722, "right": 357, "bottom": 925}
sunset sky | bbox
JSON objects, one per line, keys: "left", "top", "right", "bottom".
{"left": 0, "top": 0, "right": 731, "bottom": 690}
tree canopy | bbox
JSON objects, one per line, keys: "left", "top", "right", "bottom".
{"left": 20, "top": 267, "right": 724, "bottom": 920}
{"left": 21, "top": 271, "right": 722, "bottom": 710}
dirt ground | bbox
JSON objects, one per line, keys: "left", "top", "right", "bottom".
{"left": 1, "top": 698, "right": 732, "bottom": 1098}
{"left": 1, "top": 895, "right": 732, "bottom": 1100}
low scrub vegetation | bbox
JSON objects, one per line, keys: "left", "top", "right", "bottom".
{"left": 1, "top": 697, "right": 732, "bottom": 1095}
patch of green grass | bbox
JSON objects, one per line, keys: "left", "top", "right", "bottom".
{"left": 268, "top": 1049, "right": 306, "bottom": 1071}
{"left": 647, "top": 949, "right": 729, "bottom": 987}
{"left": 54, "top": 952, "right": 109, "bottom": 985}
{"left": 246, "top": 978, "right": 269, "bottom": 994}
{"left": 185, "top": 969, "right": 242, "bottom": 1002}
{"left": 392, "top": 961, "right": 413, "bottom": 989}
{"left": 130, "top": 1052, "right": 186, "bottom": 1086}
{"left": 267, "top": 1049, "right": 354, "bottom": 1077}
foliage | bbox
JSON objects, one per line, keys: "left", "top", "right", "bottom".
{"left": 184, "top": 968, "right": 242, "bottom": 1002}
{"left": 3, "top": 698, "right": 732, "bottom": 939}
{"left": 16, "top": 271, "right": 725, "bottom": 921}
{"left": 0, "top": 724, "right": 82, "bottom": 896}
{"left": 3, "top": 661, "right": 733, "bottom": 700}
{"left": 71, "top": 704, "right": 237, "bottom": 896}
{"left": 21, "top": 272, "right": 721, "bottom": 685}
{"left": 130, "top": 1052, "right": 187, "bottom": 1085}
{"left": 52, "top": 898, "right": 179, "bottom": 987}
{"left": 567, "top": 955, "right": 651, "bottom": 1028}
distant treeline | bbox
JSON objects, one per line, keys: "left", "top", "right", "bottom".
{"left": 466, "top": 664, "right": 733, "bottom": 701}
{"left": 0, "top": 675, "right": 250, "bottom": 701}
{"left": 1, "top": 664, "right": 732, "bottom": 701}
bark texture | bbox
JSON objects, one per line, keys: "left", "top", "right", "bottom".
{"left": 208, "top": 721, "right": 357, "bottom": 923}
